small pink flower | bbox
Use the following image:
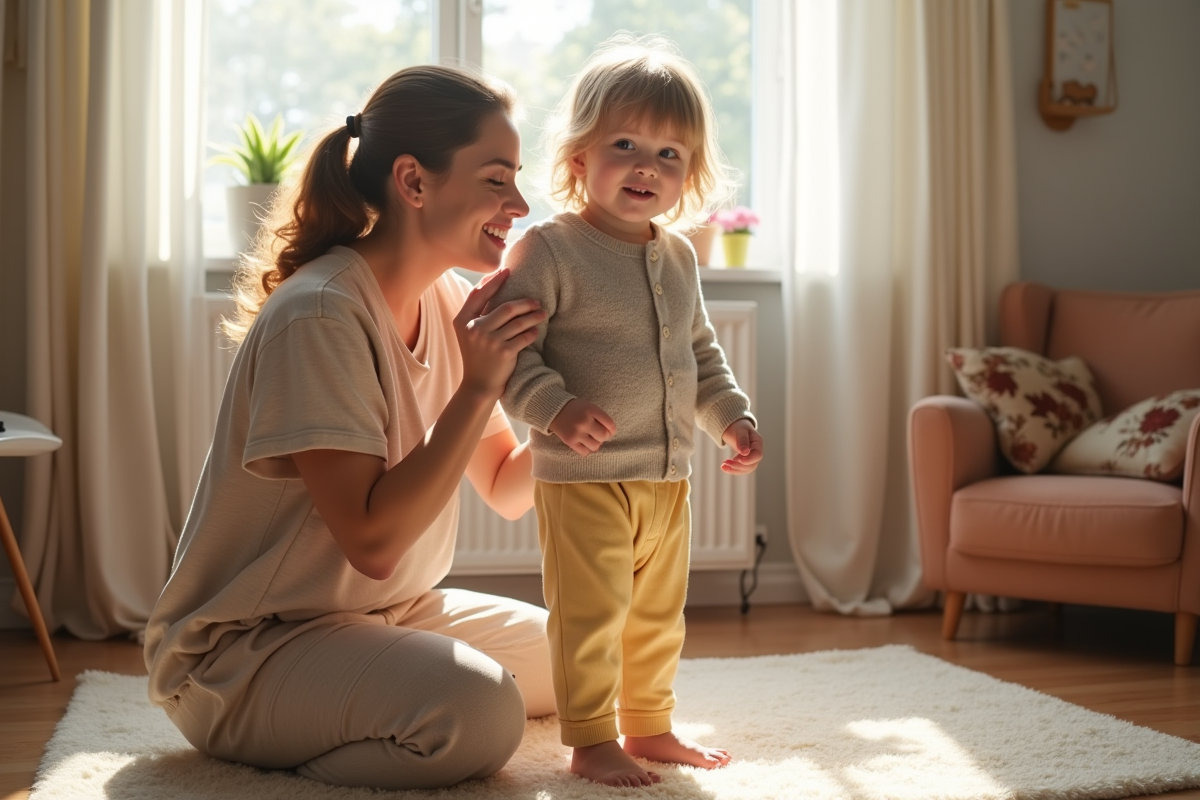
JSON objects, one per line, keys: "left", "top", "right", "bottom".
{"left": 713, "top": 206, "right": 760, "bottom": 234}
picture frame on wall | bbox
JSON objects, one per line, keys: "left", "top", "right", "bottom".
{"left": 1039, "top": 0, "right": 1118, "bottom": 131}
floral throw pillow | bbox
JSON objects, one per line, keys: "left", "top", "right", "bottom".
{"left": 1050, "top": 389, "right": 1200, "bottom": 482}
{"left": 946, "top": 347, "right": 1103, "bottom": 474}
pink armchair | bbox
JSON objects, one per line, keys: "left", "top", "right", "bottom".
{"left": 908, "top": 281, "right": 1200, "bottom": 665}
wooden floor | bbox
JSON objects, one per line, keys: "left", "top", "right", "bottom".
{"left": 2, "top": 602, "right": 1198, "bottom": 800}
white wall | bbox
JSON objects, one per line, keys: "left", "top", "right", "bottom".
{"left": 1008, "top": 0, "right": 1200, "bottom": 292}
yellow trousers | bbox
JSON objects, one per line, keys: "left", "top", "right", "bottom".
{"left": 534, "top": 479, "right": 690, "bottom": 747}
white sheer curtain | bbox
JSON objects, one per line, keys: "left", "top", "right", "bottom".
{"left": 783, "top": 0, "right": 1019, "bottom": 614}
{"left": 19, "top": 0, "right": 206, "bottom": 638}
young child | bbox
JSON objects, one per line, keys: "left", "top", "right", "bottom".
{"left": 493, "top": 36, "right": 764, "bottom": 788}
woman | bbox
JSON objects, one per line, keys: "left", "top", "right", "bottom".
{"left": 144, "top": 65, "right": 552, "bottom": 791}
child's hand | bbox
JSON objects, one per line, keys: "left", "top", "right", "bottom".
{"left": 549, "top": 398, "right": 617, "bottom": 457}
{"left": 720, "top": 418, "right": 763, "bottom": 474}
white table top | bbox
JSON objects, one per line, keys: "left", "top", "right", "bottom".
{"left": 0, "top": 411, "right": 63, "bottom": 457}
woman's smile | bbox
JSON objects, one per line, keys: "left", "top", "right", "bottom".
{"left": 483, "top": 223, "right": 511, "bottom": 249}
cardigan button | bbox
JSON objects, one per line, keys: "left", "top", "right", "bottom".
{"left": 669, "top": 463, "right": 677, "bottom": 475}
{"left": 655, "top": 283, "right": 663, "bottom": 295}
{"left": 662, "top": 325, "right": 670, "bottom": 339}
{"left": 650, "top": 251, "right": 659, "bottom": 262}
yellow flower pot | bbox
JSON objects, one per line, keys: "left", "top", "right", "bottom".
{"left": 722, "top": 231, "right": 752, "bottom": 268}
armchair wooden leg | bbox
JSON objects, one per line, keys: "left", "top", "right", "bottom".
{"left": 1176, "top": 612, "right": 1197, "bottom": 667}
{"left": 942, "top": 591, "right": 966, "bottom": 640}
{"left": 0, "top": 495, "right": 60, "bottom": 681}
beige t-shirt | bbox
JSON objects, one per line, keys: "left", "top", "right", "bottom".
{"left": 144, "top": 246, "right": 507, "bottom": 711}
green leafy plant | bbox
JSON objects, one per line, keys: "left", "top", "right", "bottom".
{"left": 209, "top": 113, "right": 303, "bottom": 185}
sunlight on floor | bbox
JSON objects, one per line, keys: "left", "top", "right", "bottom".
{"left": 672, "top": 721, "right": 716, "bottom": 740}
{"left": 843, "top": 717, "right": 1008, "bottom": 798}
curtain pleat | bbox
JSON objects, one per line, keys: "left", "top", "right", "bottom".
{"left": 17, "top": 0, "right": 205, "bottom": 638}
{"left": 784, "top": 0, "right": 1019, "bottom": 614}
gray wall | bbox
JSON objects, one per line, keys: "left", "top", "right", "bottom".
{"left": 1009, "top": 0, "right": 1200, "bottom": 292}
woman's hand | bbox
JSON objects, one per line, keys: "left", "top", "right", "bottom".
{"left": 549, "top": 398, "right": 617, "bottom": 457}
{"left": 455, "top": 268, "right": 546, "bottom": 401}
{"left": 720, "top": 418, "right": 763, "bottom": 474}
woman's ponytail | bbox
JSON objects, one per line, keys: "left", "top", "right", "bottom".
{"left": 224, "top": 125, "right": 370, "bottom": 343}
{"left": 223, "top": 64, "right": 514, "bottom": 345}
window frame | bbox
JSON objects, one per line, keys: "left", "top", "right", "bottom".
{"left": 207, "top": 0, "right": 783, "bottom": 275}
{"left": 446, "top": 0, "right": 784, "bottom": 272}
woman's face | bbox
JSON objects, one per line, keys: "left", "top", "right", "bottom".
{"left": 420, "top": 112, "right": 529, "bottom": 273}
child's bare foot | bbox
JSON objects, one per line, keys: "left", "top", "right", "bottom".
{"left": 623, "top": 731, "right": 732, "bottom": 769}
{"left": 571, "top": 740, "right": 662, "bottom": 787}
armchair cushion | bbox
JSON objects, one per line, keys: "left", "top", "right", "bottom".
{"left": 946, "top": 347, "right": 1103, "bottom": 474}
{"left": 1050, "top": 389, "right": 1200, "bottom": 482}
{"left": 951, "top": 475, "right": 1184, "bottom": 567}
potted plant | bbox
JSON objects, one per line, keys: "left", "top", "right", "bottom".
{"left": 209, "top": 113, "right": 303, "bottom": 254}
{"left": 713, "top": 206, "right": 760, "bottom": 268}
{"left": 684, "top": 212, "right": 723, "bottom": 266}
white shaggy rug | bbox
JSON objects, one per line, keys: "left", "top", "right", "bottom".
{"left": 30, "top": 645, "right": 1200, "bottom": 800}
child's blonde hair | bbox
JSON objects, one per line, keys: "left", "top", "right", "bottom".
{"left": 544, "top": 33, "right": 737, "bottom": 228}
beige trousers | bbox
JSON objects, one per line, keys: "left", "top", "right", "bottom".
{"left": 535, "top": 480, "right": 690, "bottom": 747}
{"left": 169, "top": 589, "right": 553, "bottom": 791}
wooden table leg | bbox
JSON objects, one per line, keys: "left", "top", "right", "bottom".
{"left": 0, "top": 495, "right": 61, "bottom": 681}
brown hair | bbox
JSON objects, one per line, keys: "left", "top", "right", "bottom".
{"left": 224, "top": 65, "right": 515, "bottom": 343}
{"left": 544, "top": 34, "right": 736, "bottom": 228}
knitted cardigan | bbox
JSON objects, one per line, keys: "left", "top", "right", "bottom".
{"left": 494, "top": 212, "right": 754, "bottom": 483}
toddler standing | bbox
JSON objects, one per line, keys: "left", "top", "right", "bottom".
{"left": 494, "top": 35, "right": 764, "bottom": 788}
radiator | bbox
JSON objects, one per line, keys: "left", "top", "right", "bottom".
{"left": 452, "top": 300, "right": 758, "bottom": 574}
{"left": 203, "top": 295, "right": 757, "bottom": 573}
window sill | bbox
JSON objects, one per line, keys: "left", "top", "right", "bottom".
{"left": 204, "top": 263, "right": 785, "bottom": 293}
{"left": 699, "top": 266, "right": 782, "bottom": 283}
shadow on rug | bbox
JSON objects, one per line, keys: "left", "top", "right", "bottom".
{"left": 31, "top": 644, "right": 1200, "bottom": 800}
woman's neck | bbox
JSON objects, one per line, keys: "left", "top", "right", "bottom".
{"left": 349, "top": 222, "right": 442, "bottom": 349}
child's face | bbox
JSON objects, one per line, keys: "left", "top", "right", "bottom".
{"left": 570, "top": 118, "right": 692, "bottom": 244}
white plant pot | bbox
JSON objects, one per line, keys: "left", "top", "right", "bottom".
{"left": 225, "top": 183, "right": 279, "bottom": 255}
{"left": 684, "top": 222, "right": 722, "bottom": 266}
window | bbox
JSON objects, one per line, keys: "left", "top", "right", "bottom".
{"left": 482, "top": 0, "right": 753, "bottom": 232}
{"left": 203, "top": 0, "right": 780, "bottom": 268}
{"left": 204, "top": 0, "right": 433, "bottom": 257}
